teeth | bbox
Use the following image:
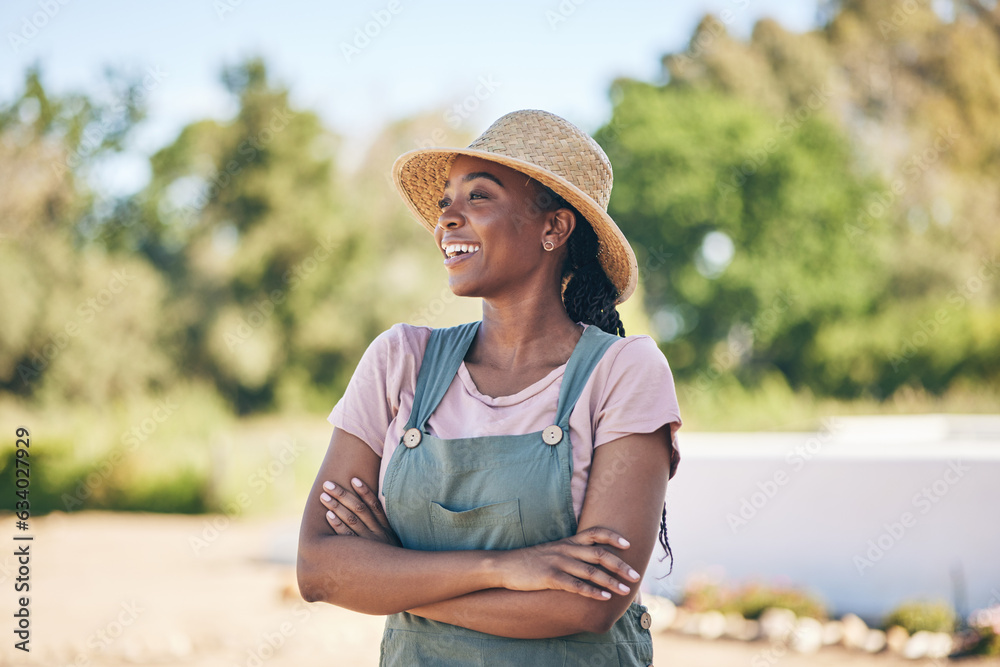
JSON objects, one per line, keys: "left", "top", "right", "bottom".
{"left": 442, "top": 243, "right": 481, "bottom": 258}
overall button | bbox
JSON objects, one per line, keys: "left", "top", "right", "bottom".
{"left": 403, "top": 428, "right": 422, "bottom": 448}
{"left": 639, "top": 611, "right": 652, "bottom": 629}
{"left": 542, "top": 425, "right": 563, "bottom": 445}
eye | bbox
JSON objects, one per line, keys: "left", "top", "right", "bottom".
{"left": 437, "top": 191, "right": 488, "bottom": 210}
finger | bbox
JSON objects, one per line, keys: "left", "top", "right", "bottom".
{"left": 549, "top": 569, "right": 615, "bottom": 601}
{"left": 574, "top": 526, "right": 631, "bottom": 550}
{"left": 566, "top": 544, "right": 642, "bottom": 584}
{"left": 322, "top": 481, "right": 381, "bottom": 535}
{"left": 324, "top": 509, "right": 356, "bottom": 536}
{"left": 349, "top": 477, "right": 391, "bottom": 530}
{"left": 320, "top": 488, "right": 374, "bottom": 538}
{"left": 560, "top": 554, "right": 634, "bottom": 595}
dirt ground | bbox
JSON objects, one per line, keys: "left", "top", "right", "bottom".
{"left": 1, "top": 511, "right": 996, "bottom": 666}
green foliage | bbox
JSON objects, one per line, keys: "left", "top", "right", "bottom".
{"left": 598, "top": 80, "right": 890, "bottom": 398}
{"left": 0, "top": 448, "right": 210, "bottom": 515}
{"left": 681, "top": 577, "right": 828, "bottom": 620}
{"left": 722, "top": 582, "right": 828, "bottom": 621}
{"left": 598, "top": 1, "right": 1000, "bottom": 400}
{"left": 973, "top": 627, "right": 1000, "bottom": 657}
{"left": 0, "top": 443, "right": 78, "bottom": 515}
{"left": 131, "top": 57, "right": 481, "bottom": 415}
{"left": 883, "top": 599, "right": 957, "bottom": 634}
{"left": 677, "top": 369, "right": 1000, "bottom": 432}
{"left": 3, "top": 2, "right": 1000, "bottom": 513}
{"left": 0, "top": 388, "right": 227, "bottom": 514}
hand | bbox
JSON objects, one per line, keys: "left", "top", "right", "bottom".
{"left": 319, "top": 477, "right": 401, "bottom": 547}
{"left": 495, "top": 527, "right": 642, "bottom": 601}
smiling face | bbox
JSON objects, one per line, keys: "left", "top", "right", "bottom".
{"left": 433, "top": 155, "right": 575, "bottom": 302}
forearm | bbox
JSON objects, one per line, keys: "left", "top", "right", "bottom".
{"left": 297, "top": 534, "right": 500, "bottom": 615}
{"left": 406, "top": 587, "right": 624, "bottom": 638}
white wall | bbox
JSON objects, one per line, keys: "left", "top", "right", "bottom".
{"left": 646, "top": 415, "right": 1000, "bottom": 626}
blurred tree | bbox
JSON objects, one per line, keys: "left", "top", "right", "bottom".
{"left": 600, "top": 1, "right": 1000, "bottom": 400}
{"left": 597, "top": 77, "right": 889, "bottom": 396}
{"left": 0, "top": 64, "right": 175, "bottom": 405}
{"left": 131, "top": 58, "right": 482, "bottom": 414}
{"left": 127, "top": 57, "right": 361, "bottom": 413}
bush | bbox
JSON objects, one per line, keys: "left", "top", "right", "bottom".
{"left": 0, "top": 388, "right": 227, "bottom": 515}
{"left": 883, "top": 600, "right": 956, "bottom": 634}
{"left": 680, "top": 577, "right": 828, "bottom": 620}
{"left": 721, "top": 581, "right": 828, "bottom": 621}
{"left": 680, "top": 579, "right": 728, "bottom": 613}
{"left": 975, "top": 627, "right": 1000, "bottom": 657}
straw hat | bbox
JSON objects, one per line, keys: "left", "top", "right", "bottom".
{"left": 391, "top": 109, "right": 638, "bottom": 305}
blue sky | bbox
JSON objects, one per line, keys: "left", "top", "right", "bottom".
{"left": 2, "top": 0, "right": 820, "bottom": 193}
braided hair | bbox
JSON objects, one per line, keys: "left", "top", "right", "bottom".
{"left": 532, "top": 181, "right": 674, "bottom": 576}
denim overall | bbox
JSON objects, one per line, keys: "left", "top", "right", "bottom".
{"left": 379, "top": 321, "right": 654, "bottom": 666}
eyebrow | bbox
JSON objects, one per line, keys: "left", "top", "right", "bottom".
{"left": 443, "top": 172, "right": 505, "bottom": 189}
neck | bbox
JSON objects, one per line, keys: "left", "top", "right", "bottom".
{"left": 470, "top": 289, "right": 582, "bottom": 369}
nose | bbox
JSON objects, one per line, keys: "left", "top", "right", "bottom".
{"left": 437, "top": 204, "right": 464, "bottom": 230}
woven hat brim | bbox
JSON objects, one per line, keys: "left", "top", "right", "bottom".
{"left": 392, "top": 147, "right": 638, "bottom": 305}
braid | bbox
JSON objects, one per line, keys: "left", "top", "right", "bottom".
{"left": 531, "top": 183, "right": 625, "bottom": 336}
{"left": 533, "top": 181, "right": 675, "bottom": 577}
{"left": 562, "top": 221, "right": 627, "bottom": 337}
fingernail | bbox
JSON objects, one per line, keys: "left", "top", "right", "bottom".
{"left": 618, "top": 583, "right": 630, "bottom": 593}
{"left": 323, "top": 481, "right": 335, "bottom": 491}
{"left": 618, "top": 537, "right": 630, "bottom": 547}
{"left": 351, "top": 477, "right": 363, "bottom": 488}
{"left": 628, "top": 568, "right": 640, "bottom": 580}
{"left": 600, "top": 591, "right": 611, "bottom": 599}
{"left": 321, "top": 493, "right": 331, "bottom": 502}
{"left": 326, "top": 510, "right": 334, "bottom": 519}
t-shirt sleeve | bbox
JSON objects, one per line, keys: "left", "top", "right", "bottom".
{"left": 593, "top": 335, "right": 683, "bottom": 480}
{"left": 327, "top": 323, "right": 412, "bottom": 458}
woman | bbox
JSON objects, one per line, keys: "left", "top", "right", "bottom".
{"left": 297, "top": 109, "right": 682, "bottom": 665}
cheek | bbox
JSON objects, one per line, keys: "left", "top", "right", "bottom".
{"left": 502, "top": 206, "right": 540, "bottom": 238}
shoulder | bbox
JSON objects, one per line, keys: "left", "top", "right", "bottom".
{"left": 586, "top": 328, "right": 683, "bottom": 458}
{"left": 588, "top": 328, "right": 677, "bottom": 407}
{"left": 368, "top": 322, "right": 434, "bottom": 359}
{"left": 598, "top": 330, "right": 671, "bottom": 372}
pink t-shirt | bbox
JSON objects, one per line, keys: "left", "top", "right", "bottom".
{"left": 328, "top": 322, "right": 682, "bottom": 519}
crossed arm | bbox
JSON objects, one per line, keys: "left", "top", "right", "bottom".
{"left": 295, "top": 423, "right": 673, "bottom": 638}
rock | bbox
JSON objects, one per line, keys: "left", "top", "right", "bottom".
{"left": 698, "top": 610, "right": 727, "bottom": 640}
{"left": 886, "top": 624, "right": 909, "bottom": 653}
{"left": 925, "top": 632, "right": 954, "bottom": 659}
{"left": 681, "top": 611, "right": 702, "bottom": 635}
{"left": 840, "top": 613, "right": 869, "bottom": 649}
{"left": 759, "top": 607, "right": 797, "bottom": 642}
{"left": 903, "top": 630, "right": 932, "bottom": 659}
{"left": 862, "top": 629, "right": 887, "bottom": 653}
{"left": 742, "top": 619, "right": 761, "bottom": 642}
{"left": 821, "top": 620, "right": 844, "bottom": 645}
{"left": 724, "top": 612, "right": 747, "bottom": 639}
{"left": 791, "top": 617, "right": 824, "bottom": 653}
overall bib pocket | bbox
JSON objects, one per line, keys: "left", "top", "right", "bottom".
{"left": 428, "top": 498, "right": 527, "bottom": 550}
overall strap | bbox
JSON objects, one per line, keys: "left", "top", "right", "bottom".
{"left": 405, "top": 321, "right": 481, "bottom": 432}
{"left": 554, "top": 325, "right": 621, "bottom": 428}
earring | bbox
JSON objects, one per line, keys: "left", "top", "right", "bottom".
{"left": 543, "top": 240, "right": 555, "bottom": 251}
